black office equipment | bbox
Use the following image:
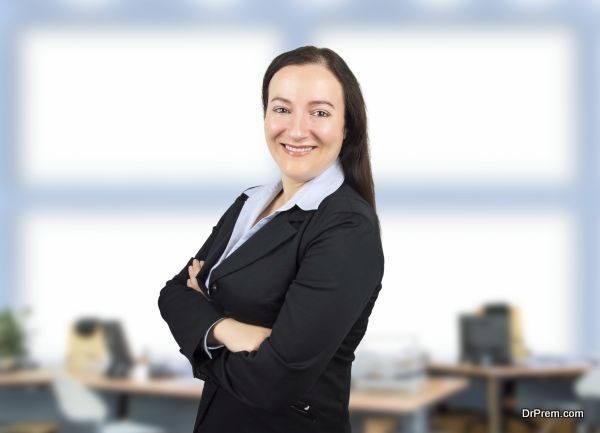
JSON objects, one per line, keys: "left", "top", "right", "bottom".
{"left": 460, "top": 313, "right": 512, "bottom": 365}
{"left": 103, "top": 320, "right": 133, "bottom": 378}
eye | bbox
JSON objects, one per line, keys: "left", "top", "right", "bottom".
{"left": 273, "top": 107, "right": 290, "bottom": 114}
{"left": 313, "top": 110, "right": 329, "bottom": 118}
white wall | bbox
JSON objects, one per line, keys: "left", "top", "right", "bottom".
{"left": 16, "top": 26, "right": 579, "bottom": 364}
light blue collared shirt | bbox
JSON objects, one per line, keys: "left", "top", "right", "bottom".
{"left": 202, "top": 158, "right": 345, "bottom": 358}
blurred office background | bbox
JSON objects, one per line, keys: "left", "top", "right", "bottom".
{"left": 0, "top": 0, "right": 599, "bottom": 432}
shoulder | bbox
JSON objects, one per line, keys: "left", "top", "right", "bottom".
{"left": 301, "top": 181, "right": 384, "bottom": 271}
{"left": 316, "top": 181, "right": 379, "bottom": 227}
{"left": 302, "top": 181, "right": 381, "bottom": 246}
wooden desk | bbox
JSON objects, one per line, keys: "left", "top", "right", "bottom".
{"left": 77, "top": 374, "right": 203, "bottom": 399}
{"left": 0, "top": 369, "right": 203, "bottom": 399}
{"left": 350, "top": 377, "right": 468, "bottom": 433}
{"left": 350, "top": 377, "right": 468, "bottom": 414}
{"left": 428, "top": 362, "right": 590, "bottom": 433}
{"left": 0, "top": 370, "right": 53, "bottom": 386}
{"left": 1, "top": 370, "right": 467, "bottom": 433}
{"left": 1, "top": 369, "right": 467, "bottom": 407}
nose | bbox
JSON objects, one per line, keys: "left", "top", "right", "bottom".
{"left": 288, "top": 112, "right": 309, "bottom": 142}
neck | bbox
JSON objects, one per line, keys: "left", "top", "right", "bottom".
{"left": 280, "top": 176, "right": 309, "bottom": 203}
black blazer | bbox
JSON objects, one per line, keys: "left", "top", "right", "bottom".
{"left": 158, "top": 180, "right": 384, "bottom": 433}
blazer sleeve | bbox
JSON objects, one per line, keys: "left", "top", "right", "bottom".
{"left": 196, "top": 200, "right": 384, "bottom": 412}
{"left": 158, "top": 196, "right": 242, "bottom": 371}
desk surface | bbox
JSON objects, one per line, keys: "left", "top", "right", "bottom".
{"left": 0, "top": 370, "right": 467, "bottom": 413}
{"left": 428, "top": 362, "right": 590, "bottom": 378}
{"left": 0, "top": 370, "right": 203, "bottom": 399}
{"left": 0, "top": 369, "right": 53, "bottom": 386}
{"left": 79, "top": 374, "right": 204, "bottom": 399}
{"left": 349, "top": 377, "right": 468, "bottom": 414}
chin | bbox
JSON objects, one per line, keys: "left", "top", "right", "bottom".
{"left": 280, "top": 168, "right": 317, "bottom": 184}
{"left": 284, "top": 173, "right": 314, "bottom": 184}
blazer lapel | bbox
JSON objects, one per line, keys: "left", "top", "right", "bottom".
{"left": 197, "top": 196, "right": 246, "bottom": 286}
{"left": 209, "top": 211, "right": 299, "bottom": 283}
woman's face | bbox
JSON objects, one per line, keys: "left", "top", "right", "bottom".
{"left": 264, "top": 63, "right": 345, "bottom": 185}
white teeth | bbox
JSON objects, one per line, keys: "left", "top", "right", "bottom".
{"left": 284, "top": 144, "right": 313, "bottom": 153}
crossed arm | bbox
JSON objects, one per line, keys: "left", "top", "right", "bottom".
{"left": 159, "top": 206, "right": 384, "bottom": 412}
{"left": 186, "top": 258, "right": 271, "bottom": 353}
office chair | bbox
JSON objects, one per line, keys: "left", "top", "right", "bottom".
{"left": 51, "top": 369, "right": 165, "bottom": 433}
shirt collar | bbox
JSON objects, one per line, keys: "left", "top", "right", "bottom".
{"left": 244, "top": 158, "right": 345, "bottom": 212}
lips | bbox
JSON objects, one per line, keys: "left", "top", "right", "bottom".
{"left": 280, "top": 143, "right": 316, "bottom": 156}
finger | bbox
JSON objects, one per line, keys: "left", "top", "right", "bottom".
{"left": 187, "top": 272, "right": 199, "bottom": 289}
{"left": 187, "top": 272, "right": 199, "bottom": 290}
{"left": 190, "top": 278, "right": 201, "bottom": 291}
{"left": 192, "top": 259, "right": 201, "bottom": 275}
{"left": 192, "top": 258, "right": 204, "bottom": 269}
{"left": 190, "top": 277, "right": 206, "bottom": 297}
{"left": 187, "top": 278, "right": 206, "bottom": 297}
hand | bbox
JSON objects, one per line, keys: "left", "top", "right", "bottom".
{"left": 187, "top": 258, "right": 207, "bottom": 298}
{"left": 212, "top": 318, "right": 272, "bottom": 353}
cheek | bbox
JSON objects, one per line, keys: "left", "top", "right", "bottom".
{"left": 264, "top": 117, "right": 286, "bottom": 140}
{"left": 316, "top": 122, "right": 345, "bottom": 147}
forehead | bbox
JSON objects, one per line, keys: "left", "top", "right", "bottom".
{"left": 268, "top": 63, "right": 344, "bottom": 103}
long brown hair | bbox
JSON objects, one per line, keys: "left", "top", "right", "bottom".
{"left": 262, "top": 46, "right": 377, "bottom": 212}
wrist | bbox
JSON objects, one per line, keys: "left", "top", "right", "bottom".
{"left": 212, "top": 318, "right": 235, "bottom": 345}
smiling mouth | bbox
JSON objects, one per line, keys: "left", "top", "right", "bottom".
{"left": 280, "top": 143, "right": 316, "bottom": 155}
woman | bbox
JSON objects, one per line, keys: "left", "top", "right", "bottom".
{"left": 158, "top": 46, "right": 384, "bottom": 433}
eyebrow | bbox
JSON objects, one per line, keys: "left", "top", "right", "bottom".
{"left": 270, "top": 96, "right": 336, "bottom": 109}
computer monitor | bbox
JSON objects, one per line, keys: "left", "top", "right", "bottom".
{"left": 103, "top": 320, "right": 133, "bottom": 378}
{"left": 460, "top": 314, "right": 512, "bottom": 365}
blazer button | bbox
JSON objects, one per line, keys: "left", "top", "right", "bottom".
{"left": 211, "top": 283, "right": 218, "bottom": 292}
